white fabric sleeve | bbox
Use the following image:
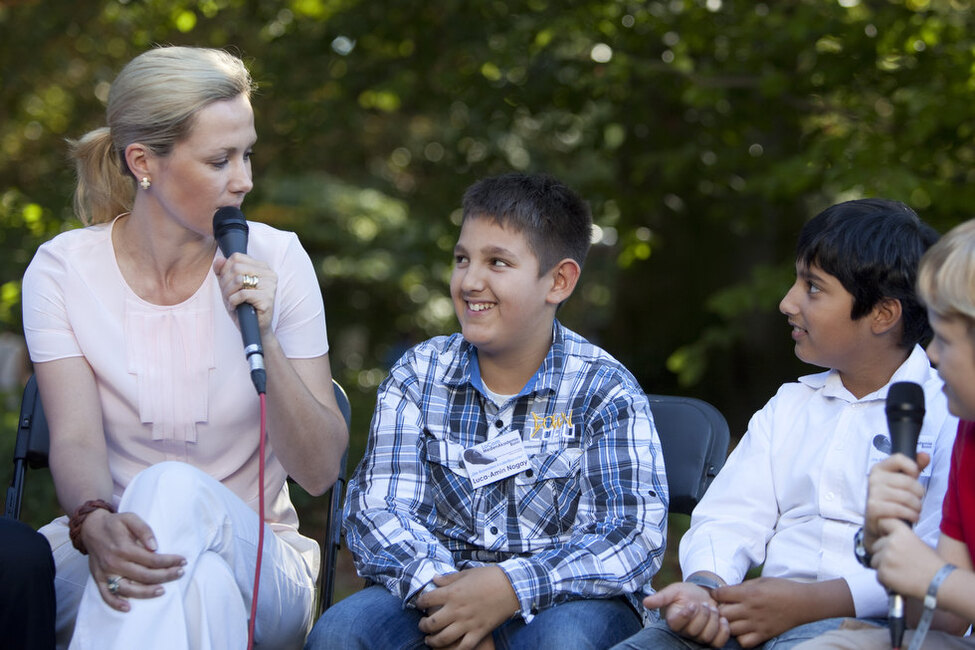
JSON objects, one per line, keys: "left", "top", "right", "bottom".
{"left": 22, "top": 242, "right": 82, "bottom": 362}
{"left": 263, "top": 230, "right": 328, "bottom": 359}
{"left": 679, "top": 396, "right": 779, "bottom": 584}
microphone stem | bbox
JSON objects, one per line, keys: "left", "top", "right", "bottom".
{"left": 246, "top": 351, "right": 266, "bottom": 395}
{"left": 890, "top": 592, "right": 905, "bottom": 650}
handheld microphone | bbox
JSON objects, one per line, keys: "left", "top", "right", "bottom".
{"left": 213, "top": 206, "right": 266, "bottom": 395}
{"left": 884, "top": 381, "right": 926, "bottom": 650}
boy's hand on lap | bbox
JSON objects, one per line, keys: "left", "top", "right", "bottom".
{"left": 714, "top": 577, "right": 807, "bottom": 647}
{"left": 416, "top": 566, "right": 518, "bottom": 649}
{"left": 441, "top": 635, "right": 496, "bottom": 650}
{"left": 643, "top": 582, "right": 730, "bottom": 647}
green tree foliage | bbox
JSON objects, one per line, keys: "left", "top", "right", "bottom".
{"left": 3, "top": 0, "right": 975, "bottom": 570}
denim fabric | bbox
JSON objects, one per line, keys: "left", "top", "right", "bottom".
{"left": 610, "top": 616, "right": 888, "bottom": 650}
{"left": 306, "top": 585, "right": 641, "bottom": 650}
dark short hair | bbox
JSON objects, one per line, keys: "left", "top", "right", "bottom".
{"left": 461, "top": 173, "right": 592, "bottom": 275}
{"left": 796, "top": 198, "right": 940, "bottom": 348}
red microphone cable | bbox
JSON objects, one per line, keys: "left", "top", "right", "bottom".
{"left": 246, "top": 392, "right": 267, "bottom": 650}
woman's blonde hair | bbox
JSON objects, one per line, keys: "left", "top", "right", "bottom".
{"left": 69, "top": 46, "right": 255, "bottom": 225}
{"left": 917, "top": 219, "right": 975, "bottom": 326}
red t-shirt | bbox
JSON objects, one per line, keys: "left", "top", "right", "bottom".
{"left": 940, "top": 419, "right": 975, "bottom": 568}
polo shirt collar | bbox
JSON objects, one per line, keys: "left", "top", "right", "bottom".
{"left": 797, "top": 345, "right": 932, "bottom": 402}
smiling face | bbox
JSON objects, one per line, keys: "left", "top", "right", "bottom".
{"left": 139, "top": 93, "right": 256, "bottom": 236}
{"left": 779, "top": 260, "right": 878, "bottom": 373}
{"left": 926, "top": 311, "right": 975, "bottom": 420}
{"left": 450, "top": 216, "right": 561, "bottom": 367}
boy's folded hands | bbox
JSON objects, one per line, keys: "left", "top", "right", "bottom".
{"left": 713, "top": 577, "right": 812, "bottom": 647}
{"left": 643, "top": 581, "right": 730, "bottom": 647}
{"left": 417, "top": 566, "right": 519, "bottom": 649}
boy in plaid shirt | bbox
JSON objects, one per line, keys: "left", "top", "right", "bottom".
{"left": 306, "top": 173, "right": 668, "bottom": 650}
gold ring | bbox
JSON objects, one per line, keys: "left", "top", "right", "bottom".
{"left": 107, "top": 575, "right": 122, "bottom": 595}
{"left": 242, "top": 274, "right": 259, "bottom": 290}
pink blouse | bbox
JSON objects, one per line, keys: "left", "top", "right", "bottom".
{"left": 22, "top": 217, "right": 329, "bottom": 573}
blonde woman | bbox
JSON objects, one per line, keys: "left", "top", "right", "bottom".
{"left": 22, "top": 46, "right": 347, "bottom": 649}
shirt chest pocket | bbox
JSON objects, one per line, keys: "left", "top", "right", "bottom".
{"left": 513, "top": 447, "right": 583, "bottom": 538}
{"left": 423, "top": 437, "right": 476, "bottom": 527}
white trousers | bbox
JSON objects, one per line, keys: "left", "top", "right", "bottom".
{"left": 41, "top": 462, "right": 316, "bottom": 650}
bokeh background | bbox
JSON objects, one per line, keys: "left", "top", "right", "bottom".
{"left": 2, "top": 0, "right": 973, "bottom": 603}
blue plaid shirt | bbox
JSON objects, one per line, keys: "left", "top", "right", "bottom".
{"left": 343, "top": 322, "right": 668, "bottom": 621}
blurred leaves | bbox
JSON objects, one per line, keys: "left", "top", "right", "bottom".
{"left": 3, "top": 0, "right": 975, "bottom": 454}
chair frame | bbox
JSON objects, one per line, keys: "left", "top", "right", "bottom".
{"left": 4, "top": 374, "right": 48, "bottom": 520}
{"left": 319, "top": 384, "right": 351, "bottom": 612}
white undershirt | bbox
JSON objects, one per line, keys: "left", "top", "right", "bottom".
{"left": 481, "top": 383, "right": 515, "bottom": 407}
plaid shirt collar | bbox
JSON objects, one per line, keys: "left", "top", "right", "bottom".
{"left": 440, "top": 320, "right": 566, "bottom": 399}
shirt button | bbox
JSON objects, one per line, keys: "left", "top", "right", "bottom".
{"left": 490, "top": 526, "right": 499, "bottom": 535}
{"left": 495, "top": 419, "right": 504, "bottom": 428}
{"left": 525, "top": 468, "right": 534, "bottom": 478}
{"left": 826, "top": 491, "right": 835, "bottom": 501}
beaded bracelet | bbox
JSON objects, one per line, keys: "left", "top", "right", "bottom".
{"left": 68, "top": 499, "right": 116, "bottom": 555}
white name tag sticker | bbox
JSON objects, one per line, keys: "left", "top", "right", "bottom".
{"left": 866, "top": 432, "right": 891, "bottom": 471}
{"left": 463, "top": 431, "right": 532, "bottom": 489}
{"left": 866, "top": 433, "right": 934, "bottom": 479}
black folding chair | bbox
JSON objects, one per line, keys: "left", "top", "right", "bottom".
{"left": 647, "top": 394, "right": 730, "bottom": 515}
{"left": 4, "top": 374, "right": 48, "bottom": 520}
{"left": 320, "top": 383, "right": 350, "bottom": 613}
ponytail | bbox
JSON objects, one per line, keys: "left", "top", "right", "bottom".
{"left": 68, "top": 127, "right": 134, "bottom": 225}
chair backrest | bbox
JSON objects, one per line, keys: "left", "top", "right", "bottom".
{"left": 320, "top": 381, "right": 351, "bottom": 612}
{"left": 647, "top": 394, "right": 730, "bottom": 516}
{"left": 4, "top": 374, "right": 50, "bottom": 520}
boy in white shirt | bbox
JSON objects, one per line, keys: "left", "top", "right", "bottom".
{"left": 614, "top": 199, "right": 959, "bottom": 650}
{"left": 796, "top": 219, "right": 975, "bottom": 649}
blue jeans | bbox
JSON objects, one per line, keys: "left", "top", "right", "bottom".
{"left": 610, "top": 616, "right": 889, "bottom": 650}
{"left": 305, "top": 584, "right": 642, "bottom": 650}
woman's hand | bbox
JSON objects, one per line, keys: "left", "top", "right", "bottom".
{"left": 213, "top": 253, "right": 278, "bottom": 335}
{"left": 81, "top": 508, "right": 186, "bottom": 611}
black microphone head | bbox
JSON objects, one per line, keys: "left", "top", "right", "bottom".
{"left": 886, "top": 381, "right": 925, "bottom": 460}
{"left": 213, "top": 206, "right": 248, "bottom": 258}
{"left": 213, "top": 206, "right": 248, "bottom": 237}
{"left": 885, "top": 381, "right": 925, "bottom": 420}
